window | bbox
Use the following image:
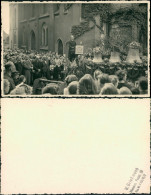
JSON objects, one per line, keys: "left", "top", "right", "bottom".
{"left": 23, "top": 5, "right": 26, "bottom": 19}
{"left": 45, "top": 28, "right": 48, "bottom": 46}
{"left": 32, "top": 5, "right": 35, "bottom": 17}
{"left": 14, "top": 8, "right": 16, "bottom": 28}
{"left": 23, "top": 27, "right": 25, "bottom": 45}
{"left": 54, "top": 4, "right": 60, "bottom": 12}
{"left": 14, "top": 31, "right": 16, "bottom": 44}
{"left": 43, "top": 4, "right": 47, "bottom": 14}
{"left": 42, "top": 23, "right": 48, "bottom": 46}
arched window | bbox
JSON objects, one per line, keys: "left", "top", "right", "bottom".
{"left": 45, "top": 28, "right": 48, "bottom": 46}
{"left": 42, "top": 23, "right": 48, "bottom": 46}
{"left": 31, "top": 30, "right": 36, "bottom": 50}
{"left": 57, "top": 39, "right": 63, "bottom": 55}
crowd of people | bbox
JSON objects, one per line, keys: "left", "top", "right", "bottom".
{"left": 3, "top": 48, "right": 148, "bottom": 96}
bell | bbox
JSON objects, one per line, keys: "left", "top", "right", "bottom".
{"left": 93, "top": 53, "right": 103, "bottom": 63}
{"left": 109, "top": 51, "right": 121, "bottom": 63}
{"left": 93, "top": 47, "right": 103, "bottom": 63}
{"left": 126, "top": 48, "right": 142, "bottom": 63}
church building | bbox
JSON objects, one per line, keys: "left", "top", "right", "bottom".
{"left": 9, "top": 3, "right": 147, "bottom": 55}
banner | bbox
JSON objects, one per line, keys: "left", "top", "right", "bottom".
{"left": 75, "top": 45, "right": 84, "bottom": 54}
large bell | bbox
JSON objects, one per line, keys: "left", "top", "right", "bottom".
{"left": 109, "top": 51, "right": 121, "bottom": 63}
{"left": 126, "top": 48, "right": 142, "bottom": 63}
{"left": 93, "top": 53, "right": 103, "bottom": 63}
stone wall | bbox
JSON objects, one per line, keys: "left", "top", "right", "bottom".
{"left": 54, "top": 4, "right": 81, "bottom": 55}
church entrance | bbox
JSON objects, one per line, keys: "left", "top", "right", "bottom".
{"left": 31, "top": 31, "right": 36, "bottom": 50}
{"left": 58, "top": 39, "right": 63, "bottom": 55}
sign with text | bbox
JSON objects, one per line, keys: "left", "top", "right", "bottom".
{"left": 75, "top": 45, "right": 84, "bottom": 54}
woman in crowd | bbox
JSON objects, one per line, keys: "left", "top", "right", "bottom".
{"left": 97, "top": 73, "right": 111, "bottom": 94}
{"left": 78, "top": 74, "right": 97, "bottom": 95}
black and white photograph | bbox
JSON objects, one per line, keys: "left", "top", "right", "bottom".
{"left": 1, "top": 1, "right": 149, "bottom": 96}
{"left": 1, "top": 1, "right": 150, "bottom": 194}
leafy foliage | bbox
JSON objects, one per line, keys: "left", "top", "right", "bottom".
{"left": 71, "top": 21, "right": 95, "bottom": 39}
{"left": 64, "top": 4, "right": 72, "bottom": 11}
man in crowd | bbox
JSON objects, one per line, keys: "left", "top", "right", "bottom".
{"left": 68, "top": 35, "right": 76, "bottom": 62}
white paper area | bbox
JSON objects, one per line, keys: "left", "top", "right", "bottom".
{"left": 1, "top": 98, "right": 150, "bottom": 194}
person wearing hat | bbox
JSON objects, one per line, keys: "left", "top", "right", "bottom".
{"left": 4, "top": 63, "right": 15, "bottom": 93}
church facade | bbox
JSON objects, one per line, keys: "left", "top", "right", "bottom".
{"left": 9, "top": 3, "right": 148, "bottom": 55}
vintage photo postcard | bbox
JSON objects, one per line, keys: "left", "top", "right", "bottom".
{"left": 1, "top": 98, "right": 150, "bottom": 194}
{"left": 1, "top": 1, "right": 150, "bottom": 97}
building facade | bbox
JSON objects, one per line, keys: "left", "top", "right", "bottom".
{"left": 9, "top": 3, "right": 147, "bottom": 55}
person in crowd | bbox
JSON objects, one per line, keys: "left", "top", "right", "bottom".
{"left": 32, "top": 56, "right": 42, "bottom": 80}
{"left": 93, "top": 69, "right": 102, "bottom": 93}
{"left": 41, "top": 56, "right": 51, "bottom": 80}
{"left": 67, "top": 81, "right": 79, "bottom": 95}
{"left": 10, "top": 84, "right": 33, "bottom": 95}
{"left": 42, "top": 83, "right": 59, "bottom": 95}
{"left": 116, "top": 70, "right": 131, "bottom": 89}
{"left": 100, "top": 83, "right": 119, "bottom": 95}
{"left": 64, "top": 74, "right": 78, "bottom": 95}
{"left": 15, "top": 56, "right": 23, "bottom": 75}
{"left": 131, "top": 87, "right": 140, "bottom": 95}
{"left": 12, "top": 71, "right": 20, "bottom": 86}
{"left": 97, "top": 73, "right": 111, "bottom": 94}
{"left": 138, "top": 76, "right": 148, "bottom": 94}
{"left": 32, "top": 77, "right": 46, "bottom": 95}
{"left": 3, "top": 79, "right": 10, "bottom": 95}
{"left": 119, "top": 87, "right": 132, "bottom": 95}
{"left": 4, "top": 62, "right": 15, "bottom": 93}
{"left": 17, "top": 75, "right": 26, "bottom": 86}
{"left": 109, "top": 75, "right": 119, "bottom": 88}
{"left": 6, "top": 60, "right": 16, "bottom": 72}
{"left": 68, "top": 35, "right": 76, "bottom": 62}
{"left": 22, "top": 56, "right": 34, "bottom": 85}
{"left": 78, "top": 74, "right": 97, "bottom": 95}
